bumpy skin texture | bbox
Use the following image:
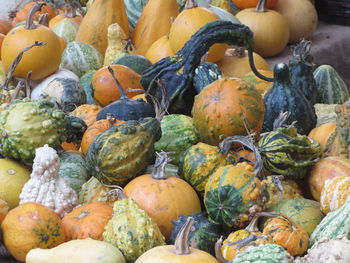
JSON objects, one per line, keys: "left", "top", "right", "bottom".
{"left": 102, "top": 198, "right": 165, "bottom": 262}
{"left": 19, "top": 145, "right": 78, "bottom": 218}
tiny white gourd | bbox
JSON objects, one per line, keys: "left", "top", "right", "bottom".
{"left": 19, "top": 144, "right": 78, "bottom": 218}
{"left": 103, "top": 23, "right": 128, "bottom": 66}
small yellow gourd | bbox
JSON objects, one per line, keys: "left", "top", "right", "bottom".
{"left": 104, "top": 23, "right": 128, "bottom": 66}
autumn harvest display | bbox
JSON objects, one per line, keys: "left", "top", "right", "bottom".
{"left": 0, "top": 0, "right": 350, "bottom": 262}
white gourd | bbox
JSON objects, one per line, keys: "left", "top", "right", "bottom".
{"left": 104, "top": 23, "right": 128, "bottom": 66}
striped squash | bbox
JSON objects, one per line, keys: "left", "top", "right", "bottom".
{"left": 60, "top": 41, "right": 103, "bottom": 78}
{"left": 0, "top": 196, "right": 9, "bottom": 225}
{"left": 124, "top": 0, "right": 149, "bottom": 29}
{"left": 52, "top": 18, "right": 79, "bottom": 44}
{"left": 204, "top": 162, "right": 268, "bottom": 228}
{"left": 314, "top": 65, "right": 349, "bottom": 104}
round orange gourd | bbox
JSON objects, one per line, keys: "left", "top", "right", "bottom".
{"left": 62, "top": 201, "right": 113, "bottom": 241}
{"left": 242, "top": 69, "right": 274, "bottom": 96}
{"left": 0, "top": 196, "right": 9, "bottom": 225}
{"left": 145, "top": 35, "right": 175, "bottom": 64}
{"left": 168, "top": 0, "right": 227, "bottom": 62}
{"left": 91, "top": 64, "right": 144, "bottom": 107}
{"left": 0, "top": 19, "right": 12, "bottom": 35}
{"left": 2, "top": 3, "right": 62, "bottom": 80}
{"left": 308, "top": 122, "right": 336, "bottom": 148}
{"left": 1, "top": 202, "right": 65, "bottom": 262}
{"left": 235, "top": 0, "right": 289, "bottom": 57}
{"left": 233, "top": 0, "right": 278, "bottom": 9}
{"left": 123, "top": 153, "right": 202, "bottom": 240}
{"left": 216, "top": 48, "right": 271, "bottom": 79}
{"left": 71, "top": 104, "right": 103, "bottom": 127}
{"left": 308, "top": 156, "right": 350, "bottom": 201}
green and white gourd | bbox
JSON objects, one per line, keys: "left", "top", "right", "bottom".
{"left": 314, "top": 65, "right": 349, "bottom": 104}
{"left": 52, "top": 18, "right": 79, "bottom": 44}
{"left": 58, "top": 152, "right": 90, "bottom": 193}
{"left": 60, "top": 41, "right": 103, "bottom": 78}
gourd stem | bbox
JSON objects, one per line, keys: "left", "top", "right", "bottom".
{"left": 215, "top": 237, "right": 230, "bottom": 263}
{"left": 38, "top": 13, "right": 50, "bottom": 27}
{"left": 64, "top": 0, "right": 77, "bottom": 18}
{"left": 1, "top": 41, "right": 46, "bottom": 91}
{"left": 185, "top": 0, "right": 198, "bottom": 9}
{"left": 107, "top": 66, "right": 128, "bottom": 100}
{"left": 255, "top": 0, "right": 268, "bottom": 12}
{"left": 227, "top": 47, "right": 245, "bottom": 58}
{"left": 174, "top": 217, "right": 195, "bottom": 255}
{"left": 245, "top": 212, "right": 279, "bottom": 232}
{"left": 152, "top": 151, "right": 171, "bottom": 180}
{"left": 25, "top": 2, "right": 46, "bottom": 30}
{"left": 102, "top": 183, "right": 126, "bottom": 200}
{"left": 226, "top": 235, "right": 270, "bottom": 249}
{"left": 248, "top": 48, "right": 274, "bottom": 82}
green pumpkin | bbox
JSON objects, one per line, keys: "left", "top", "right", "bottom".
{"left": 264, "top": 198, "right": 324, "bottom": 236}
{"left": 309, "top": 195, "right": 350, "bottom": 247}
{"left": 262, "top": 63, "right": 317, "bottom": 135}
{"left": 233, "top": 244, "right": 294, "bottom": 263}
{"left": 85, "top": 118, "right": 161, "bottom": 186}
{"left": 154, "top": 114, "right": 199, "bottom": 165}
{"left": 314, "top": 65, "right": 350, "bottom": 104}
{"left": 79, "top": 71, "right": 97, "bottom": 105}
{"left": 169, "top": 212, "right": 223, "bottom": 256}
{"left": 58, "top": 152, "right": 90, "bottom": 193}
{"left": 258, "top": 126, "right": 321, "bottom": 179}
{"left": 112, "top": 54, "right": 152, "bottom": 75}
{"left": 193, "top": 62, "right": 222, "bottom": 93}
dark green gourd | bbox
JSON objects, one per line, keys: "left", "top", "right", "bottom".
{"left": 141, "top": 20, "right": 270, "bottom": 114}
{"left": 262, "top": 63, "right": 317, "bottom": 135}
{"left": 96, "top": 66, "right": 155, "bottom": 121}
{"left": 193, "top": 62, "right": 222, "bottom": 93}
{"left": 288, "top": 40, "right": 318, "bottom": 105}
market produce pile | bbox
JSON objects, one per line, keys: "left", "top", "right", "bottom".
{"left": 0, "top": 0, "right": 349, "bottom": 262}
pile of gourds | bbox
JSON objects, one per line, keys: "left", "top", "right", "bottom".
{"left": 0, "top": 0, "right": 350, "bottom": 262}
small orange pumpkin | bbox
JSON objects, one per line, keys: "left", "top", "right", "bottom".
{"left": 0, "top": 196, "right": 9, "bottom": 225}
{"left": 233, "top": 0, "right": 278, "bottom": 9}
{"left": 145, "top": 34, "right": 175, "bottom": 64}
{"left": 71, "top": 104, "right": 103, "bottom": 127}
{"left": 62, "top": 201, "right": 113, "bottom": 241}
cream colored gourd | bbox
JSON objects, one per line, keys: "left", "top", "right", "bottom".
{"left": 104, "top": 23, "right": 128, "bottom": 66}
{"left": 26, "top": 238, "right": 126, "bottom": 263}
{"left": 19, "top": 144, "right": 78, "bottom": 218}
{"left": 274, "top": 0, "right": 318, "bottom": 44}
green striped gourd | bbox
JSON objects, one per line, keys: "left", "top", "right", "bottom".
{"left": 124, "top": 0, "right": 149, "bottom": 29}
{"left": 258, "top": 126, "right": 321, "bottom": 179}
{"left": 154, "top": 114, "right": 199, "bottom": 165}
{"left": 314, "top": 65, "right": 349, "bottom": 104}
{"left": 60, "top": 41, "right": 103, "bottom": 78}
{"left": 309, "top": 195, "right": 350, "bottom": 247}
{"left": 52, "top": 18, "right": 79, "bottom": 44}
{"left": 86, "top": 118, "right": 161, "bottom": 186}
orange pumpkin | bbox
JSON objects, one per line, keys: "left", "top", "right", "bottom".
{"left": 61, "top": 141, "right": 80, "bottom": 152}
{"left": 192, "top": 78, "right": 265, "bottom": 146}
{"left": 71, "top": 104, "right": 103, "bottom": 127}
{"left": 80, "top": 116, "right": 125, "bottom": 156}
{"left": 308, "top": 156, "right": 350, "bottom": 201}
{"left": 62, "top": 202, "right": 113, "bottom": 241}
{"left": 2, "top": 3, "right": 62, "bottom": 80}
{"left": 91, "top": 65, "right": 144, "bottom": 107}
{"left": 11, "top": 1, "right": 57, "bottom": 26}
{"left": 1, "top": 202, "right": 65, "bottom": 262}
{"left": 0, "top": 196, "right": 9, "bottom": 225}
{"left": 0, "top": 19, "right": 12, "bottom": 35}
{"left": 123, "top": 152, "right": 202, "bottom": 240}
{"left": 233, "top": 0, "right": 278, "bottom": 9}
{"left": 145, "top": 34, "right": 175, "bottom": 64}
{"left": 262, "top": 213, "right": 309, "bottom": 256}
{"left": 242, "top": 70, "right": 274, "bottom": 96}
{"left": 308, "top": 122, "right": 336, "bottom": 148}
{"left": 0, "top": 33, "right": 5, "bottom": 59}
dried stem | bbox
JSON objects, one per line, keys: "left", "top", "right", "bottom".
{"left": 25, "top": 2, "right": 46, "bottom": 30}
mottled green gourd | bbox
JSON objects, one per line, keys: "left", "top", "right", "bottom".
{"left": 288, "top": 40, "right": 318, "bottom": 105}
{"left": 86, "top": 117, "right": 161, "bottom": 186}
{"left": 263, "top": 63, "right": 317, "bottom": 135}
{"left": 232, "top": 244, "right": 294, "bottom": 263}
{"left": 193, "top": 62, "right": 222, "bottom": 93}
{"left": 258, "top": 125, "right": 321, "bottom": 179}
{"left": 154, "top": 114, "right": 199, "bottom": 165}
{"left": 102, "top": 197, "right": 165, "bottom": 262}
{"left": 78, "top": 71, "right": 97, "bottom": 105}
{"left": 309, "top": 195, "right": 350, "bottom": 247}
{"left": 0, "top": 98, "right": 86, "bottom": 163}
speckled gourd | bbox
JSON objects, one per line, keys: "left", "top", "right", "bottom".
{"left": 102, "top": 197, "right": 165, "bottom": 262}
{"left": 0, "top": 98, "right": 86, "bottom": 162}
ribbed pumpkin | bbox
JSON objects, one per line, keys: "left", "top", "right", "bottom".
{"left": 62, "top": 201, "right": 113, "bottom": 241}
{"left": 145, "top": 35, "right": 175, "bottom": 64}
{"left": 123, "top": 152, "right": 202, "bottom": 240}
{"left": 0, "top": 196, "right": 9, "bottom": 225}
{"left": 71, "top": 104, "right": 102, "bottom": 127}
{"left": 242, "top": 69, "right": 274, "bottom": 96}
{"left": 320, "top": 175, "right": 350, "bottom": 214}
{"left": 308, "top": 156, "right": 350, "bottom": 201}
{"left": 308, "top": 122, "right": 336, "bottom": 148}
{"left": 262, "top": 213, "right": 309, "bottom": 256}
{"left": 91, "top": 65, "right": 144, "bottom": 107}
{"left": 1, "top": 202, "right": 65, "bottom": 262}
{"left": 2, "top": 3, "right": 62, "bottom": 80}
{"left": 168, "top": 0, "right": 227, "bottom": 62}
{"left": 75, "top": 0, "right": 129, "bottom": 56}
{"left": 192, "top": 78, "right": 265, "bottom": 146}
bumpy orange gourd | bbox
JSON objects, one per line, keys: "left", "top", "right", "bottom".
{"left": 62, "top": 201, "right": 113, "bottom": 241}
{"left": 308, "top": 122, "right": 336, "bottom": 148}
{"left": 71, "top": 104, "right": 103, "bottom": 127}
{"left": 168, "top": 0, "right": 227, "bottom": 62}
{"left": 1, "top": 202, "right": 65, "bottom": 262}
{"left": 145, "top": 35, "right": 175, "bottom": 64}
{"left": 132, "top": 0, "right": 179, "bottom": 56}
{"left": 91, "top": 65, "right": 144, "bottom": 107}
{"left": 233, "top": 0, "right": 278, "bottom": 9}
{"left": 75, "top": 0, "right": 129, "bottom": 56}
{"left": 2, "top": 3, "right": 62, "bottom": 80}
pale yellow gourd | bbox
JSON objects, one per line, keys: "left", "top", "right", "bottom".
{"left": 104, "top": 23, "right": 128, "bottom": 66}
{"left": 26, "top": 238, "right": 126, "bottom": 263}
